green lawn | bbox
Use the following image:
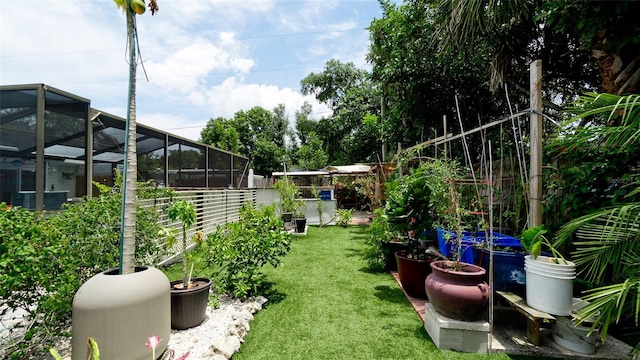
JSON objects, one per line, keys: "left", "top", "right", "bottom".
{"left": 234, "top": 226, "right": 533, "bottom": 360}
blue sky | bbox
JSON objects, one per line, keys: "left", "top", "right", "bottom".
{"left": 0, "top": 0, "right": 386, "bottom": 141}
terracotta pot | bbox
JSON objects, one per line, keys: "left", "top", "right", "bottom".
{"left": 395, "top": 250, "right": 435, "bottom": 299}
{"left": 425, "top": 260, "right": 489, "bottom": 321}
{"left": 170, "top": 277, "right": 212, "bottom": 329}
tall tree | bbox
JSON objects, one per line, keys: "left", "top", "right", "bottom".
{"left": 202, "top": 105, "right": 293, "bottom": 175}
{"left": 295, "top": 102, "right": 317, "bottom": 146}
{"left": 368, "top": 1, "right": 500, "bottom": 158}
{"left": 430, "top": 0, "right": 640, "bottom": 94}
{"left": 301, "top": 60, "right": 381, "bottom": 164}
{"left": 200, "top": 117, "right": 241, "bottom": 153}
{"left": 295, "top": 132, "right": 328, "bottom": 170}
{"left": 112, "top": 0, "right": 159, "bottom": 274}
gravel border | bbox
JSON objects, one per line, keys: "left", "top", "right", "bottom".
{"left": 3, "top": 295, "right": 266, "bottom": 360}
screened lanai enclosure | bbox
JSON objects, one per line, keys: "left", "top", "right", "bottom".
{"left": 0, "top": 84, "right": 249, "bottom": 211}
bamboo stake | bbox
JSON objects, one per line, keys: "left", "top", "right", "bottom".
{"left": 529, "top": 60, "right": 543, "bottom": 227}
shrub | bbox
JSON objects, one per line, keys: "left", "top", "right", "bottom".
{"left": 361, "top": 208, "right": 394, "bottom": 270}
{"left": 335, "top": 208, "right": 354, "bottom": 227}
{"left": 0, "top": 175, "right": 173, "bottom": 357}
{"left": 204, "top": 203, "right": 291, "bottom": 298}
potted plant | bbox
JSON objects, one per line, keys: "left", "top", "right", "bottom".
{"left": 162, "top": 199, "right": 212, "bottom": 329}
{"left": 384, "top": 165, "right": 439, "bottom": 299}
{"left": 311, "top": 185, "right": 325, "bottom": 227}
{"left": 274, "top": 178, "right": 298, "bottom": 223}
{"left": 520, "top": 225, "right": 576, "bottom": 316}
{"left": 362, "top": 208, "right": 408, "bottom": 271}
{"left": 72, "top": 2, "right": 168, "bottom": 359}
{"left": 422, "top": 158, "right": 490, "bottom": 321}
{"left": 292, "top": 197, "right": 307, "bottom": 233}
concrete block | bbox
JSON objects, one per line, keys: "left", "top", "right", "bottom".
{"left": 424, "top": 303, "right": 489, "bottom": 354}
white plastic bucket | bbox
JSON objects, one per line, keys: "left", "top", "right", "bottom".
{"left": 552, "top": 316, "right": 599, "bottom": 354}
{"left": 525, "top": 255, "right": 576, "bottom": 272}
{"left": 525, "top": 255, "right": 575, "bottom": 315}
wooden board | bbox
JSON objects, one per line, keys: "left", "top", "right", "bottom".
{"left": 496, "top": 290, "right": 555, "bottom": 345}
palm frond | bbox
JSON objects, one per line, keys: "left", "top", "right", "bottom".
{"left": 555, "top": 202, "right": 640, "bottom": 283}
{"left": 578, "top": 279, "right": 640, "bottom": 344}
{"left": 563, "top": 93, "right": 640, "bottom": 150}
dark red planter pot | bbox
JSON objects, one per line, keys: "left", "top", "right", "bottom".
{"left": 425, "top": 260, "right": 489, "bottom": 321}
{"left": 395, "top": 250, "right": 434, "bottom": 299}
{"left": 170, "top": 277, "right": 211, "bottom": 330}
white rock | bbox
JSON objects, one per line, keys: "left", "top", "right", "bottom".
{"left": 209, "top": 335, "right": 241, "bottom": 359}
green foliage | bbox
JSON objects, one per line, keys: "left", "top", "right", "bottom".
{"left": 550, "top": 92, "right": 640, "bottom": 353}
{"left": 203, "top": 203, "right": 291, "bottom": 298}
{"left": 273, "top": 179, "right": 301, "bottom": 214}
{"left": 166, "top": 199, "right": 198, "bottom": 286}
{"left": 301, "top": 59, "right": 382, "bottom": 165}
{"left": 0, "top": 178, "right": 172, "bottom": 356}
{"left": 199, "top": 116, "right": 242, "bottom": 153}
{"left": 520, "top": 225, "right": 566, "bottom": 263}
{"left": 200, "top": 105, "right": 291, "bottom": 175}
{"left": 335, "top": 208, "right": 353, "bottom": 227}
{"left": 295, "top": 132, "right": 328, "bottom": 170}
{"left": 311, "top": 185, "right": 324, "bottom": 227}
{"left": 361, "top": 208, "right": 394, "bottom": 270}
{"left": 544, "top": 94, "right": 640, "bottom": 232}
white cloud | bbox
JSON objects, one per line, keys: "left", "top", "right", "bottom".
{"left": 145, "top": 41, "right": 254, "bottom": 92}
{"left": 2, "top": 0, "right": 379, "bottom": 145}
{"left": 203, "top": 77, "right": 329, "bottom": 119}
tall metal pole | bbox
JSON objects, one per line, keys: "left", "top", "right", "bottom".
{"left": 529, "top": 60, "right": 543, "bottom": 228}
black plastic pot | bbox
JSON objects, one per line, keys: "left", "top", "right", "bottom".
{"left": 170, "top": 277, "right": 212, "bottom": 330}
{"left": 382, "top": 241, "right": 409, "bottom": 271}
{"left": 282, "top": 212, "right": 293, "bottom": 223}
{"left": 294, "top": 217, "right": 307, "bottom": 233}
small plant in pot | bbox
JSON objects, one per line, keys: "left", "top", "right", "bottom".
{"left": 292, "top": 197, "right": 307, "bottom": 233}
{"left": 520, "top": 225, "right": 576, "bottom": 316}
{"left": 362, "top": 207, "right": 406, "bottom": 271}
{"left": 274, "top": 178, "right": 298, "bottom": 224}
{"left": 161, "top": 199, "right": 212, "bottom": 329}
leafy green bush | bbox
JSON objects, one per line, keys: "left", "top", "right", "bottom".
{"left": 335, "top": 208, "right": 353, "bottom": 227}
{"left": 203, "top": 203, "right": 291, "bottom": 298}
{"left": 0, "top": 176, "right": 173, "bottom": 357}
{"left": 361, "top": 208, "right": 394, "bottom": 270}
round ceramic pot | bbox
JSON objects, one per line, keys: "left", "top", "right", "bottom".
{"left": 425, "top": 260, "right": 489, "bottom": 321}
{"left": 395, "top": 250, "right": 434, "bottom": 299}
